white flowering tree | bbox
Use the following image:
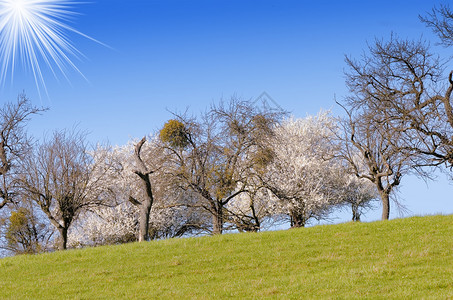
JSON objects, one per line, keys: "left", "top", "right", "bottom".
{"left": 69, "top": 195, "right": 209, "bottom": 248}
{"left": 68, "top": 137, "right": 209, "bottom": 246}
{"left": 88, "top": 138, "right": 158, "bottom": 243}
{"left": 69, "top": 202, "right": 138, "bottom": 247}
{"left": 260, "top": 112, "right": 343, "bottom": 227}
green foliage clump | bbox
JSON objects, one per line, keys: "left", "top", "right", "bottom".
{"left": 228, "top": 119, "right": 246, "bottom": 136}
{"left": 5, "top": 208, "right": 49, "bottom": 255}
{"left": 252, "top": 147, "right": 275, "bottom": 171}
{"left": 252, "top": 114, "right": 274, "bottom": 134}
{"left": 159, "top": 119, "right": 189, "bottom": 149}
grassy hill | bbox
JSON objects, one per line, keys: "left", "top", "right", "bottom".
{"left": 0, "top": 215, "right": 452, "bottom": 299}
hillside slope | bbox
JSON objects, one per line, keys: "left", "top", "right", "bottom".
{"left": 0, "top": 215, "right": 452, "bottom": 299}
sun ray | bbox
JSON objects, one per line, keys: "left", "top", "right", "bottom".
{"left": 0, "top": 0, "right": 104, "bottom": 97}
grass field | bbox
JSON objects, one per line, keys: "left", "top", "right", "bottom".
{"left": 0, "top": 215, "right": 452, "bottom": 299}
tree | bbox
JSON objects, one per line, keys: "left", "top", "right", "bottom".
{"left": 420, "top": 4, "right": 453, "bottom": 47}
{"left": 338, "top": 37, "right": 440, "bottom": 219}
{"left": 83, "top": 137, "right": 208, "bottom": 244}
{"left": 353, "top": 36, "right": 453, "bottom": 166}
{"left": 148, "top": 201, "right": 209, "bottom": 239}
{"left": 337, "top": 173, "right": 378, "bottom": 222}
{"left": 19, "top": 130, "right": 110, "bottom": 250}
{"left": 69, "top": 194, "right": 209, "bottom": 248}
{"left": 337, "top": 112, "right": 410, "bottom": 221}
{"left": 0, "top": 95, "right": 45, "bottom": 210}
{"left": 259, "top": 112, "right": 343, "bottom": 227}
{"left": 68, "top": 202, "right": 139, "bottom": 247}
{"left": 160, "top": 98, "right": 281, "bottom": 234}
{"left": 0, "top": 201, "right": 53, "bottom": 255}
{"left": 69, "top": 141, "right": 209, "bottom": 246}
{"left": 129, "top": 137, "right": 156, "bottom": 242}
{"left": 148, "top": 182, "right": 210, "bottom": 239}
{"left": 111, "top": 136, "right": 165, "bottom": 242}
{"left": 225, "top": 184, "right": 279, "bottom": 232}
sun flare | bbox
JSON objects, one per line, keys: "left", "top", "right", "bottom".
{"left": 9, "top": 0, "right": 27, "bottom": 11}
{"left": 0, "top": 0, "right": 101, "bottom": 96}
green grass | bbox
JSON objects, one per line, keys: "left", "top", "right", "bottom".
{"left": 0, "top": 215, "right": 452, "bottom": 299}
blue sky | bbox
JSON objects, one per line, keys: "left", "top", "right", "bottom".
{"left": 1, "top": 0, "right": 452, "bottom": 222}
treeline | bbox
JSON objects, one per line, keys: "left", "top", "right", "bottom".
{"left": 0, "top": 97, "right": 378, "bottom": 254}
{"left": 2, "top": 4, "right": 453, "bottom": 255}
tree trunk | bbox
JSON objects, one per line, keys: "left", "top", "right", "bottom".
{"left": 45, "top": 211, "right": 68, "bottom": 250}
{"left": 352, "top": 204, "right": 361, "bottom": 222}
{"left": 212, "top": 205, "right": 223, "bottom": 235}
{"left": 290, "top": 217, "right": 305, "bottom": 228}
{"left": 133, "top": 137, "right": 155, "bottom": 242}
{"left": 379, "top": 191, "right": 390, "bottom": 220}
{"left": 290, "top": 210, "right": 306, "bottom": 228}
{"left": 58, "top": 227, "right": 68, "bottom": 250}
{"left": 138, "top": 197, "right": 152, "bottom": 242}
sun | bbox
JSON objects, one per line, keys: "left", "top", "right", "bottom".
{"left": 0, "top": 0, "right": 102, "bottom": 97}
{"left": 8, "top": 0, "right": 24, "bottom": 13}
{"left": 10, "top": 0, "right": 28, "bottom": 11}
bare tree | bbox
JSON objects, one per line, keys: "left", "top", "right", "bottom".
{"left": 19, "top": 130, "right": 108, "bottom": 250}
{"left": 338, "top": 36, "right": 443, "bottom": 219}
{"left": 337, "top": 111, "right": 406, "bottom": 220}
{"left": 160, "top": 98, "right": 281, "bottom": 234}
{"left": 420, "top": 4, "right": 453, "bottom": 47}
{"left": 0, "top": 94, "right": 45, "bottom": 210}
{"left": 340, "top": 115, "right": 400, "bottom": 220}
{"left": 344, "top": 35, "right": 453, "bottom": 172}
{"left": 128, "top": 137, "right": 155, "bottom": 242}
